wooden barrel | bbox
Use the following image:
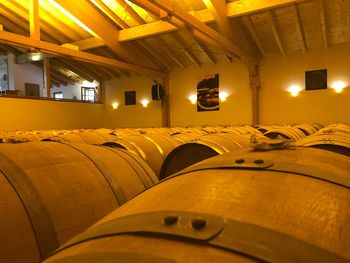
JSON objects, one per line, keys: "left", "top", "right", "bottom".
{"left": 297, "top": 126, "right": 350, "bottom": 156}
{"left": 103, "top": 134, "right": 180, "bottom": 177}
{"left": 170, "top": 132, "right": 202, "bottom": 143}
{"left": 159, "top": 133, "right": 250, "bottom": 179}
{"left": 44, "top": 148, "right": 350, "bottom": 263}
{"left": 0, "top": 141, "right": 157, "bottom": 263}
{"left": 264, "top": 126, "right": 305, "bottom": 141}
{"left": 294, "top": 124, "right": 318, "bottom": 136}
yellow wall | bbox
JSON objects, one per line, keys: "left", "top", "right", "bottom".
{"left": 103, "top": 76, "right": 163, "bottom": 128}
{"left": 260, "top": 45, "right": 350, "bottom": 125}
{"left": 169, "top": 61, "right": 252, "bottom": 127}
{"left": 0, "top": 97, "right": 103, "bottom": 130}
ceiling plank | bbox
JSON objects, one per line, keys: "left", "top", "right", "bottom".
{"left": 266, "top": 11, "right": 285, "bottom": 56}
{"left": 158, "top": 38, "right": 186, "bottom": 70}
{"left": 115, "top": 0, "right": 145, "bottom": 25}
{"left": 241, "top": 16, "right": 264, "bottom": 56}
{"left": 53, "top": 59, "right": 95, "bottom": 82}
{"left": 192, "top": 38, "right": 217, "bottom": 65}
{"left": 130, "top": 0, "right": 250, "bottom": 62}
{"left": 50, "top": 0, "right": 160, "bottom": 68}
{"left": 29, "top": 0, "right": 40, "bottom": 40}
{"left": 91, "top": 0, "right": 129, "bottom": 29}
{"left": 318, "top": 0, "right": 328, "bottom": 48}
{"left": 0, "top": 29, "right": 165, "bottom": 78}
{"left": 134, "top": 40, "right": 169, "bottom": 71}
{"left": 169, "top": 33, "right": 201, "bottom": 67}
{"left": 291, "top": 4, "right": 306, "bottom": 52}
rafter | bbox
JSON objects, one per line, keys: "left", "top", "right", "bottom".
{"left": 158, "top": 38, "right": 186, "bottom": 70}
{"left": 29, "top": 0, "right": 40, "bottom": 40}
{"left": 169, "top": 33, "right": 201, "bottom": 67}
{"left": 115, "top": 0, "right": 145, "bottom": 25}
{"left": 50, "top": 0, "right": 161, "bottom": 69}
{"left": 291, "top": 4, "right": 306, "bottom": 52}
{"left": 266, "top": 11, "right": 285, "bottom": 56}
{"left": 91, "top": 0, "right": 129, "bottom": 29}
{"left": 130, "top": 0, "right": 250, "bottom": 61}
{"left": 0, "top": 30, "right": 165, "bottom": 78}
{"left": 241, "top": 16, "right": 264, "bottom": 56}
{"left": 318, "top": 0, "right": 328, "bottom": 48}
{"left": 191, "top": 38, "right": 216, "bottom": 66}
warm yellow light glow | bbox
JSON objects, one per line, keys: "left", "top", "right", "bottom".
{"left": 112, "top": 102, "right": 119, "bottom": 109}
{"left": 30, "top": 53, "right": 41, "bottom": 61}
{"left": 189, "top": 94, "right": 197, "bottom": 104}
{"left": 219, "top": 91, "right": 229, "bottom": 102}
{"left": 332, "top": 81, "right": 346, "bottom": 94}
{"left": 288, "top": 85, "right": 302, "bottom": 97}
{"left": 47, "top": 0, "right": 97, "bottom": 37}
{"left": 82, "top": 80, "right": 97, "bottom": 87}
{"left": 141, "top": 99, "right": 149, "bottom": 108}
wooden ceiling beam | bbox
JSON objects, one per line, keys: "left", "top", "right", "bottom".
{"left": 115, "top": 0, "right": 146, "bottom": 25}
{"left": 191, "top": 38, "right": 216, "bottom": 66}
{"left": 158, "top": 38, "right": 186, "bottom": 70}
{"left": 50, "top": 62, "right": 82, "bottom": 82}
{"left": 51, "top": 0, "right": 159, "bottom": 69}
{"left": 0, "top": 29, "right": 165, "bottom": 78}
{"left": 266, "top": 11, "right": 285, "bottom": 56}
{"left": 52, "top": 59, "right": 95, "bottom": 82}
{"left": 134, "top": 40, "right": 169, "bottom": 71}
{"left": 130, "top": 0, "right": 250, "bottom": 62}
{"left": 29, "top": 0, "right": 40, "bottom": 40}
{"left": 241, "top": 16, "right": 265, "bottom": 56}
{"left": 291, "top": 4, "right": 306, "bottom": 52}
{"left": 91, "top": 0, "right": 129, "bottom": 29}
{"left": 169, "top": 33, "right": 201, "bottom": 67}
{"left": 318, "top": 0, "right": 328, "bottom": 48}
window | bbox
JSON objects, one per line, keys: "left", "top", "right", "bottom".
{"left": 53, "top": 92, "right": 63, "bottom": 99}
{"left": 81, "top": 87, "right": 96, "bottom": 102}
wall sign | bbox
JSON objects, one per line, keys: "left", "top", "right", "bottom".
{"left": 197, "top": 73, "right": 219, "bottom": 112}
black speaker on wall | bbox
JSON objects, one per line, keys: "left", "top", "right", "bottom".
{"left": 125, "top": 91, "right": 136, "bottom": 105}
{"left": 152, "top": 83, "right": 164, "bottom": 100}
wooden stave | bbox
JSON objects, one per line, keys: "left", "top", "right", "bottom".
{"left": 0, "top": 141, "right": 157, "bottom": 263}
{"left": 44, "top": 147, "right": 350, "bottom": 263}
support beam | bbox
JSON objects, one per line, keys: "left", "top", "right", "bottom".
{"left": 161, "top": 76, "right": 170, "bottom": 127}
{"left": 50, "top": 0, "right": 160, "bottom": 68}
{"left": 318, "top": 0, "right": 328, "bottom": 48}
{"left": 44, "top": 58, "right": 51, "bottom": 98}
{"left": 266, "top": 11, "right": 285, "bottom": 56}
{"left": 192, "top": 38, "right": 216, "bottom": 66}
{"left": 291, "top": 4, "right": 306, "bottom": 52}
{"left": 130, "top": 0, "right": 250, "bottom": 61}
{"left": 248, "top": 63, "right": 261, "bottom": 126}
{"left": 158, "top": 38, "right": 186, "bottom": 70}
{"left": 91, "top": 0, "right": 129, "bottom": 29}
{"left": 98, "top": 80, "right": 105, "bottom": 104}
{"left": 242, "top": 16, "right": 265, "bottom": 57}
{"left": 169, "top": 33, "right": 201, "bottom": 67}
{"left": 29, "top": 0, "right": 40, "bottom": 40}
{"left": 0, "top": 30, "right": 165, "bottom": 78}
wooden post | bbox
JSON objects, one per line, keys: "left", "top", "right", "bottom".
{"left": 248, "top": 62, "right": 261, "bottom": 126}
{"left": 44, "top": 58, "right": 51, "bottom": 98}
{"left": 161, "top": 76, "right": 170, "bottom": 127}
{"left": 98, "top": 80, "right": 105, "bottom": 104}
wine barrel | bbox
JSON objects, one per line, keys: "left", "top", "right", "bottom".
{"left": 103, "top": 134, "right": 180, "bottom": 177}
{"left": 294, "top": 124, "right": 318, "bottom": 136}
{"left": 45, "top": 148, "right": 350, "bottom": 263}
{"left": 159, "top": 133, "right": 250, "bottom": 179}
{"left": 264, "top": 126, "right": 305, "bottom": 141}
{"left": 0, "top": 141, "right": 157, "bottom": 263}
{"left": 297, "top": 126, "right": 350, "bottom": 156}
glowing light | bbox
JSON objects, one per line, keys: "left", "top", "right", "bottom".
{"left": 141, "top": 99, "right": 149, "bottom": 107}
{"left": 82, "top": 80, "right": 97, "bottom": 87}
{"left": 112, "top": 102, "right": 119, "bottom": 109}
{"left": 189, "top": 94, "right": 197, "bottom": 104}
{"left": 219, "top": 91, "right": 229, "bottom": 102}
{"left": 332, "top": 81, "right": 346, "bottom": 94}
{"left": 288, "top": 85, "right": 302, "bottom": 97}
{"left": 30, "top": 53, "right": 42, "bottom": 61}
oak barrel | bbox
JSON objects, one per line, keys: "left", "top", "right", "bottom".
{"left": 159, "top": 133, "right": 250, "bottom": 179}
{"left": 0, "top": 141, "right": 157, "bottom": 263}
{"left": 45, "top": 147, "right": 350, "bottom": 263}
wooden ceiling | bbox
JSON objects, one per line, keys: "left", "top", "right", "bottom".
{"left": 0, "top": 0, "right": 348, "bottom": 86}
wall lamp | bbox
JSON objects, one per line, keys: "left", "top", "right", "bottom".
{"left": 288, "top": 85, "right": 302, "bottom": 97}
